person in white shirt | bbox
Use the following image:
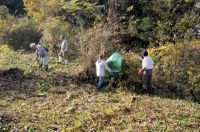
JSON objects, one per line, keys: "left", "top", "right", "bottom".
{"left": 30, "top": 43, "right": 49, "bottom": 71}
{"left": 142, "top": 51, "right": 154, "bottom": 92}
{"left": 59, "top": 35, "right": 68, "bottom": 64}
{"left": 95, "top": 54, "right": 112, "bottom": 92}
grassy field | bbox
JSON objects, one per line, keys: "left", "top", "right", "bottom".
{"left": 0, "top": 45, "right": 200, "bottom": 131}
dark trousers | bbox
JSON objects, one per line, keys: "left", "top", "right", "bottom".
{"left": 97, "top": 76, "right": 104, "bottom": 91}
{"left": 143, "top": 69, "right": 153, "bottom": 91}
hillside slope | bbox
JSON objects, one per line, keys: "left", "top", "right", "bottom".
{"left": 0, "top": 45, "right": 199, "bottom": 131}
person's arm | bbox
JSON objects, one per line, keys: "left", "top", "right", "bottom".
{"left": 142, "top": 59, "right": 146, "bottom": 71}
{"left": 138, "top": 53, "right": 143, "bottom": 61}
{"left": 40, "top": 46, "right": 47, "bottom": 57}
{"left": 104, "top": 62, "right": 111, "bottom": 73}
{"left": 34, "top": 51, "right": 39, "bottom": 61}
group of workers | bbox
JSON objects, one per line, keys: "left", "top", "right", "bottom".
{"left": 30, "top": 35, "right": 154, "bottom": 93}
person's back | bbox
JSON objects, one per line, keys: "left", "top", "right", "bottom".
{"left": 142, "top": 56, "right": 153, "bottom": 70}
{"left": 95, "top": 55, "right": 111, "bottom": 92}
{"left": 61, "top": 39, "right": 68, "bottom": 52}
{"left": 96, "top": 59, "right": 107, "bottom": 77}
{"left": 36, "top": 45, "right": 48, "bottom": 57}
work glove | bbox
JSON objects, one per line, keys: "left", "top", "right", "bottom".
{"left": 110, "top": 72, "right": 114, "bottom": 76}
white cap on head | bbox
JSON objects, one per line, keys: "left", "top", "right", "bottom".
{"left": 30, "top": 43, "right": 36, "bottom": 48}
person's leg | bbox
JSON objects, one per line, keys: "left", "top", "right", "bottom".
{"left": 99, "top": 77, "right": 104, "bottom": 90}
{"left": 97, "top": 77, "right": 104, "bottom": 91}
{"left": 44, "top": 65, "right": 48, "bottom": 71}
{"left": 147, "top": 69, "right": 153, "bottom": 91}
{"left": 64, "top": 51, "right": 68, "bottom": 64}
{"left": 39, "top": 64, "right": 42, "bottom": 69}
{"left": 38, "top": 57, "right": 43, "bottom": 69}
{"left": 143, "top": 70, "right": 148, "bottom": 91}
{"left": 58, "top": 52, "right": 64, "bottom": 63}
{"left": 97, "top": 77, "right": 100, "bottom": 91}
{"left": 43, "top": 56, "right": 49, "bottom": 71}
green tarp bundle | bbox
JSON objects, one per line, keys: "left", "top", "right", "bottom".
{"left": 106, "top": 52, "right": 122, "bottom": 73}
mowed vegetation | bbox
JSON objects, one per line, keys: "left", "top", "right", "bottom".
{"left": 0, "top": 44, "right": 199, "bottom": 131}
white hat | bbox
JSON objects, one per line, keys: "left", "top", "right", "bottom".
{"left": 30, "top": 43, "right": 36, "bottom": 48}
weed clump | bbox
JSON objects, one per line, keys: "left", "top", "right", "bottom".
{"left": 149, "top": 40, "right": 200, "bottom": 102}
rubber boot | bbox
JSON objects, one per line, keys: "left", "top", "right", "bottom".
{"left": 39, "top": 64, "right": 42, "bottom": 69}
{"left": 64, "top": 59, "right": 68, "bottom": 64}
{"left": 44, "top": 65, "right": 48, "bottom": 71}
{"left": 58, "top": 55, "right": 63, "bottom": 63}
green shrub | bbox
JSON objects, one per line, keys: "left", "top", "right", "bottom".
{"left": 0, "top": 6, "right": 14, "bottom": 43}
{"left": 120, "top": 51, "right": 142, "bottom": 88}
{"left": 149, "top": 40, "right": 200, "bottom": 100}
{"left": 2, "top": 17, "right": 42, "bottom": 51}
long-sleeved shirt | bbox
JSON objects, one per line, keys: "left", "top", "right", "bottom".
{"left": 142, "top": 56, "right": 154, "bottom": 70}
{"left": 61, "top": 39, "right": 68, "bottom": 51}
{"left": 95, "top": 59, "right": 111, "bottom": 77}
{"left": 36, "top": 45, "right": 48, "bottom": 58}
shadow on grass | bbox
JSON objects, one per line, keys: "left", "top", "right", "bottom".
{"left": 47, "top": 70, "right": 198, "bottom": 103}
{"left": 0, "top": 68, "right": 38, "bottom": 99}
{"left": 0, "top": 68, "right": 199, "bottom": 103}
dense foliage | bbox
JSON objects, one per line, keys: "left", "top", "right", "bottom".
{"left": 0, "top": 0, "right": 25, "bottom": 15}
{"left": 1, "top": 0, "right": 199, "bottom": 50}
{"left": 23, "top": 0, "right": 62, "bottom": 21}
{"left": 149, "top": 40, "right": 200, "bottom": 101}
{"left": 0, "top": 7, "right": 41, "bottom": 50}
{"left": 22, "top": 0, "right": 200, "bottom": 47}
{"left": 4, "top": 18, "right": 42, "bottom": 50}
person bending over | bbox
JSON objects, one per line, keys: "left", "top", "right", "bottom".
{"left": 30, "top": 43, "right": 49, "bottom": 71}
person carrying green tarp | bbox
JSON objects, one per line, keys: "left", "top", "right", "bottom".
{"left": 95, "top": 52, "right": 122, "bottom": 92}
{"left": 106, "top": 52, "right": 122, "bottom": 74}
{"left": 95, "top": 54, "right": 112, "bottom": 92}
